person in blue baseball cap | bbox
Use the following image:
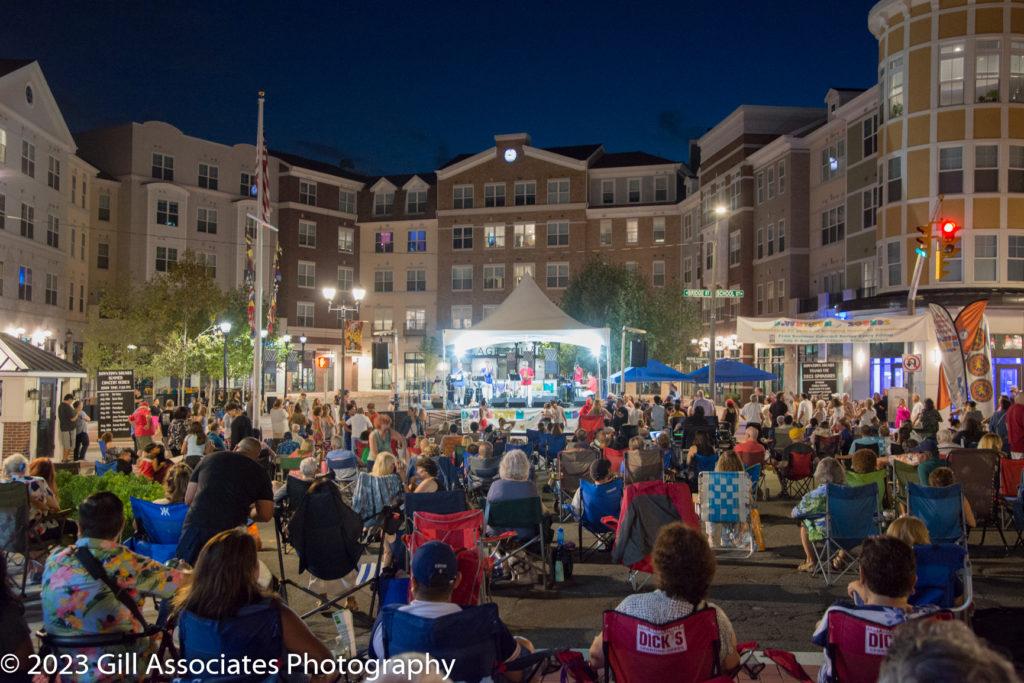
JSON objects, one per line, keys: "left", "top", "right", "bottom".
{"left": 370, "top": 541, "right": 533, "bottom": 666}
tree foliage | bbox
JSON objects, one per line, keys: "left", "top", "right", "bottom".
{"left": 559, "top": 258, "right": 700, "bottom": 371}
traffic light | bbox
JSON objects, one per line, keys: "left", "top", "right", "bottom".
{"left": 914, "top": 225, "right": 930, "bottom": 258}
{"left": 936, "top": 219, "right": 962, "bottom": 280}
{"left": 315, "top": 355, "right": 330, "bottom": 369}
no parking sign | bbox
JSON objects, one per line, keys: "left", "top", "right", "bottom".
{"left": 903, "top": 354, "right": 922, "bottom": 373}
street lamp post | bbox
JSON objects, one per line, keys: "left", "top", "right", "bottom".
{"left": 218, "top": 323, "right": 232, "bottom": 397}
{"left": 324, "top": 286, "right": 366, "bottom": 410}
{"left": 299, "top": 336, "right": 308, "bottom": 392}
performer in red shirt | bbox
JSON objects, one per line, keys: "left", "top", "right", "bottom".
{"left": 519, "top": 362, "right": 536, "bottom": 407}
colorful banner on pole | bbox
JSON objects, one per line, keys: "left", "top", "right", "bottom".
{"left": 244, "top": 220, "right": 255, "bottom": 333}
{"left": 266, "top": 244, "right": 282, "bottom": 334}
{"left": 736, "top": 316, "right": 929, "bottom": 345}
{"left": 940, "top": 299, "right": 994, "bottom": 416}
{"left": 929, "top": 303, "right": 969, "bottom": 411}
{"left": 344, "top": 320, "right": 364, "bottom": 353}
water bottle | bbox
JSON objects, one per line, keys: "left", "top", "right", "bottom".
{"left": 554, "top": 527, "right": 565, "bottom": 583}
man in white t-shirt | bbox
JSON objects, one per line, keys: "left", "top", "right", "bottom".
{"left": 740, "top": 394, "right": 763, "bottom": 429}
{"left": 346, "top": 407, "right": 374, "bottom": 441}
{"left": 796, "top": 392, "right": 813, "bottom": 426}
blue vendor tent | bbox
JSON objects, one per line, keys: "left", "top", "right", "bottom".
{"left": 679, "top": 359, "right": 778, "bottom": 384}
{"left": 608, "top": 359, "right": 688, "bottom": 383}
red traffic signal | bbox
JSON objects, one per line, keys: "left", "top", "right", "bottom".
{"left": 315, "top": 355, "right": 330, "bottom": 369}
{"left": 939, "top": 220, "right": 959, "bottom": 240}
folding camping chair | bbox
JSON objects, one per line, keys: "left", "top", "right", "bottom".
{"left": 0, "top": 481, "right": 72, "bottom": 595}
{"left": 94, "top": 460, "right": 119, "bottom": 476}
{"left": 603, "top": 447, "right": 625, "bottom": 474}
{"left": 466, "top": 455, "right": 501, "bottom": 502}
{"left": 579, "top": 413, "right": 605, "bottom": 442}
{"left": 325, "top": 449, "right": 359, "bottom": 499}
{"left": 623, "top": 448, "right": 663, "bottom": 485}
{"left": 948, "top": 448, "right": 1005, "bottom": 547}
{"left": 784, "top": 446, "right": 816, "bottom": 498}
{"left": 910, "top": 544, "right": 972, "bottom": 614}
{"left": 484, "top": 496, "right": 552, "bottom": 589}
{"left": 566, "top": 478, "right": 623, "bottom": 560}
{"left": 890, "top": 460, "right": 920, "bottom": 509}
{"left": 440, "top": 435, "right": 462, "bottom": 459}
{"left": 745, "top": 463, "right": 765, "bottom": 501}
{"left": 803, "top": 483, "right": 881, "bottom": 586}
{"left": 434, "top": 455, "right": 465, "bottom": 491}
{"left": 406, "top": 509, "right": 491, "bottom": 606}
{"left": 605, "top": 481, "right": 700, "bottom": 590}
{"left": 1007, "top": 476, "right": 1024, "bottom": 551}
{"left": 124, "top": 498, "right": 187, "bottom": 563}
{"left": 602, "top": 608, "right": 760, "bottom": 683}
{"left": 823, "top": 609, "right": 952, "bottom": 683}
{"left": 907, "top": 482, "right": 966, "bottom": 545}
{"left": 403, "top": 490, "right": 467, "bottom": 534}
{"left": 539, "top": 433, "right": 567, "bottom": 466}
{"left": 698, "top": 471, "right": 755, "bottom": 557}
{"left": 815, "top": 435, "right": 841, "bottom": 458}
{"left": 556, "top": 448, "right": 599, "bottom": 522}
{"left": 997, "top": 458, "right": 1024, "bottom": 529}
{"left": 275, "top": 479, "right": 378, "bottom": 619}
{"left": 845, "top": 469, "right": 888, "bottom": 514}
{"left": 277, "top": 455, "right": 305, "bottom": 480}
{"left": 378, "top": 602, "right": 552, "bottom": 682}
{"left": 525, "top": 429, "right": 542, "bottom": 460}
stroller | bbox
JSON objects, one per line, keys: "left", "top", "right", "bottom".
{"left": 604, "top": 480, "right": 700, "bottom": 589}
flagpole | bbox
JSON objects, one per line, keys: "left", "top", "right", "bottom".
{"left": 251, "top": 90, "right": 265, "bottom": 425}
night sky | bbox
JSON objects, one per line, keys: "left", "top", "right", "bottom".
{"left": 7, "top": 1, "right": 878, "bottom": 174}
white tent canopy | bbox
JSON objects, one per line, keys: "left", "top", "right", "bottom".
{"left": 442, "top": 276, "right": 610, "bottom": 354}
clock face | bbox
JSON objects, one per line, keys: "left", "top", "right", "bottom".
{"left": 504, "top": 148, "right": 517, "bottom": 163}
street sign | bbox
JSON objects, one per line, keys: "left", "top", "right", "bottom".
{"left": 715, "top": 289, "right": 745, "bottom": 298}
{"left": 682, "top": 288, "right": 745, "bottom": 299}
{"left": 903, "top": 354, "right": 922, "bottom": 373}
{"left": 683, "top": 288, "right": 712, "bottom": 298}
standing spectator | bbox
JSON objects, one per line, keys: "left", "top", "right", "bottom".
{"left": 909, "top": 393, "right": 924, "bottom": 425}
{"left": 691, "top": 390, "right": 715, "bottom": 419}
{"left": 129, "top": 401, "right": 156, "bottom": 450}
{"left": 1005, "top": 391, "right": 1024, "bottom": 459}
{"left": 175, "top": 437, "right": 274, "bottom": 565}
{"left": 269, "top": 398, "right": 288, "bottom": 441}
{"left": 988, "top": 395, "right": 1011, "bottom": 451}
{"left": 226, "top": 402, "right": 253, "bottom": 449}
{"left": 769, "top": 392, "right": 789, "bottom": 426}
{"left": 42, "top": 492, "right": 186, "bottom": 682}
{"left": 740, "top": 394, "right": 763, "bottom": 431}
{"left": 649, "top": 395, "right": 666, "bottom": 431}
{"left": 913, "top": 398, "right": 943, "bottom": 440}
{"left": 73, "top": 400, "right": 90, "bottom": 461}
{"left": 167, "top": 406, "right": 192, "bottom": 456}
{"left": 894, "top": 398, "right": 911, "bottom": 429}
{"left": 57, "top": 393, "right": 77, "bottom": 462}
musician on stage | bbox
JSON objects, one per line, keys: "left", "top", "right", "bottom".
{"left": 519, "top": 360, "right": 536, "bottom": 407}
{"left": 482, "top": 363, "right": 494, "bottom": 402}
{"left": 573, "top": 363, "right": 584, "bottom": 400}
{"left": 451, "top": 366, "right": 466, "bottom": 406}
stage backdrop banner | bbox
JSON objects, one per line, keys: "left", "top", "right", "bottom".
{"left": 460, "top": 407, "right": 580, "bottom": 433}
{"left": 737, "top": 315, "right": 929, "bottom": 345}
{"left": 929, "top": 303, "right": 969, "bottom": 411}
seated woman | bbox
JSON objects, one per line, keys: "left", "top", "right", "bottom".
{"left": 2, "top": 455, "right": 63, "bottom": 580}
{"left": 175, "top": 528, "right": 339, "bottom": 683}
{"left": 26, "top": 457, "right": 75, "bottom": 538}
{"left": 589, "top": 522, "right": 740, "bottom": 671}
{"left": 569, "top": 458, "right": 617, "bottom": 517}
{"left": 352, "top": 452, "right": 404, "bottom": 524}
{"left": 137, "top": 443, "right": 171, "bottom": 483}
{"left": 976, "top": 432, "right": 1005, "bottom": 457}
{"left": 485, "top": 450, "right": 539, "bottom": 539}
{"left": 273, "top": 456, "right": 319, "bottom": 503}
{"left": 407, "top": 456, "right": 440, "bottom": 493}
{"left": 655, "top": 431, "right": 675, "bottom": 471}
{"left": 791, "top": 457, "right": 846, "bottom": 572}
{"left": 97, "top": 431, "right": 114, "bottom": 461}
{"left": 928, "top": 466, "right": 976, "bottom": 528}
{"left": 154, "top": 463, "right": 192, "bottom": 505}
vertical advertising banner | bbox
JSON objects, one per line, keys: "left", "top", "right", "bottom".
{"left": 954, "top": 300, "right": 994, "bottom": 416}
{"left": 344, "top": 320, "right": 364, "bottom": 353}
{"left": 928, "top": 304, "right": 968, "bottom": 411}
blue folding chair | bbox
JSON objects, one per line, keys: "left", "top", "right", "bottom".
{"left": 325, "top": 449, "right": 359, "bottom": 494}
{"left": 94, "top": 460, "right": 119, "bottom": 476}
{"left": 568, "top": 478, "right": 624, "bottom": 560}
{"left": 908, "top": 482, "right": 966, "bottom": 545}
{"left": 540, "top": 434, "right": 567, "bottom": 465}
{"left": 378, "top": 602, "right": 551, "bottom": 681}
{"left": 124, "top": 497, "right": 187, "bottom": 563}
{"left": 910, "top": 543, "right": 971, "bottom": 614}
{"left": 435, "top": 457, "right": 464, "bottom": 491}
{"left": 525, "top": 429, "right": 542, "bottom": 459}
{"left": 807, "top": 483, "right": 881, "bottom": 586}
{"left": 692, "top": 454, "right": 719, "bottom": 475}
{"left": 745, "top": 463, "right": 764, "bottom": 501}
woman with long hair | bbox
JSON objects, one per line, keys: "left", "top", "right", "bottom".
{"left": 175, "top": 529, "right": 338, "bottom": 682}
{"left": 155, "top": 463, "right": 192, "bottom": 505}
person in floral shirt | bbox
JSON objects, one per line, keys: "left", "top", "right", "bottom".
{"left": 790, "top": 457, "right": 846, "bottom": 572}
{"left": 42, "top": 492, "right": 186, "bottom": 682}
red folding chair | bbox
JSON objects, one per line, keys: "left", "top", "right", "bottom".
{"left": 406, "top": 509, "right": 508, "bottom": 606}
{"left": 579, "top": 414, "right": 605, "bottom": 442}
{"left": 999, "top": 458, "right": 1024, "bottom": 498}
{"left": 603, "top": 608, "right": 759, "bottom": 683}
{"left": 824, "top": 609, "right": 952, "bottom": 683}
{"left": 787, "top": 449, "right": 815, "bottom": 498}
{"left": 603, "top": 447, "right": 625, "bottom": 474}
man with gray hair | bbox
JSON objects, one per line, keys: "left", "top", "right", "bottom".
{"left": 176, "top": 436, "right": 274, "bottom": 564}
{"left": 691, "top": 390, "right": 715, "bottom": 420}
{"left": 878, "top": 619, "right": 1019, "bottom": 683}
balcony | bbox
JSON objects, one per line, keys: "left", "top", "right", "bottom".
{"left": 404, "top": 325, "right": 426, "bottom": 337}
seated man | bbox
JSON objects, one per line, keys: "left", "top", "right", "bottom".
{"left": 811, "top": 536, "right": 940, "bottom": 683}
{"left": 370, "top": 541, "right": 532, "bottom": 669}
{"left": 273, "top": 455, "right": 319, "bottom": 503}
{"left": 773, "top": 415, "right": 795, "bottom": 452}
{"left": 848, "top": 425, "right": 889, "bottom": 456}
{"left": 42, "top": 492, "right": 186, "bottom": 681}
{"left": 733, "top": 425, "right": 767, "bottom": 468}
{"left": 569, "top": 458, "right": 617, "bottom": 517}
{"left": 276, "top": 431, "right": 300, "bottom": 456}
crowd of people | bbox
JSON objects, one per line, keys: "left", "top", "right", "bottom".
{"left": 1, "top": 381, "right": 1021, "bottom": 682}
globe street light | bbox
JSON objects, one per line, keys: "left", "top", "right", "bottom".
{"left": 218, "top": 321, "right": 232, "bottom": 395}
{"left": 323, "top": 286, "right": 366, "bottom": 409}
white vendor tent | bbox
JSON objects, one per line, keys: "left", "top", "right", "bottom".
{"left": 443, "top": 276, "right": 611, "bottom": 353}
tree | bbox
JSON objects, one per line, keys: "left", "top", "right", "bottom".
{"left": 560, "top": 258, "right": 700, "bottom": 372}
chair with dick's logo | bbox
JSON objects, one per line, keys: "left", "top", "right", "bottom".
{"left": 601, "top": 608, "right": 759, "bottom": 683}
{"left": 823, "top": 610, "right": 952, "bottom": 683}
